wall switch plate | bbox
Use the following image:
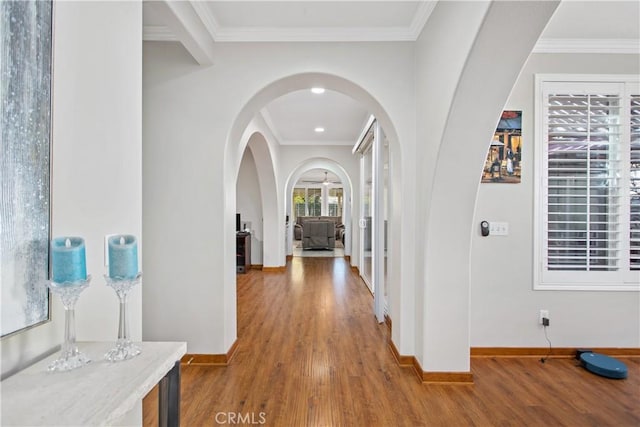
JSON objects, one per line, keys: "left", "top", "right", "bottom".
{"left": 489, "top": 222, "right": 509, "bottom": 236}
{"left": 539, "top": 309, "right": 549, "bottom": 325}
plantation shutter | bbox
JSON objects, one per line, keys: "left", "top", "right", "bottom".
{"left": 630, "top": 93, "right": 640, "bottom": 270}
{"left": 536, "top": 76, "right": 639, "bottom": 289}
{"left": 543, "top": 84, "right": 623, "bottom": 273}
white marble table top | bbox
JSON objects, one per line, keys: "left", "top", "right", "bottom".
{"left": 1, "top": 341, "right": 187, "bottom": 426}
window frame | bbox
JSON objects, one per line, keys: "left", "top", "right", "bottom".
{"left": 534, "top": 74, "right": 640, "bottom": 291}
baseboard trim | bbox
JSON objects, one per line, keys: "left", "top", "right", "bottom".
{"left": 286, "top": 255, "right": 293, "bottom": 261}
{"left": 471, "top": 347, "right": 640, "bottom": 358}
{"left": 350, "top": 266, "right": 359, "bottom": 274}
{"left": 389, "top": 339, "right": 414, "bottom": 366}
{"left": 387, "top": 319, "right": 638, "bottom": 383}
{"left": 388, "top": 332, "right": 474, "bottom": 384}
{"left": 251, "top": 264, "right": 263, "bottom": 270}
{"left": 422, "top": 371, "right": 474, "bottom": 384}
{"left": 262, "top": 266, "right": 286, "bottom": 272}
{"left": 181, "top": 340, "right": 239, "bottom": 366}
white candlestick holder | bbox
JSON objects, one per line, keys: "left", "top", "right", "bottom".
{"left": 104, "top": 272, "right": 142, "bottom": 362}
{"left": 46, "top": 276, "right": 92, "bottom": 372}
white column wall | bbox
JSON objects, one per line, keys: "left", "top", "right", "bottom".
{"left": 2, "top": 1, "right": 142, "bottom": 377}
{"left": 413, "top": 0, "right": 491, "bottom": 368}
{"left": 416, "top": 1, "right": 559, "bottom": 372}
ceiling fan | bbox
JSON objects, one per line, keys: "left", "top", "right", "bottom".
{"left": 301, "top": 171, "right": 341, "bottom": 186}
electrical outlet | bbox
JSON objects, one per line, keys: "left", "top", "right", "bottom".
{"left": 539, "top": 309, "right": 549, "bottom": 325}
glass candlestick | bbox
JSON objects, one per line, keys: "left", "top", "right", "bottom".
{"left": 47, "top": 276, "right": 92, "bottom": 372}
{"left": 104, "top": 272, "right": 142, "bottom": 362}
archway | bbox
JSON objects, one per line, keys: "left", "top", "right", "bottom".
{"left": 223, "top": 72, "right": 404, "bottom": 352}
{"left": 284, "top": 158, "right": 354, "bottom": 257}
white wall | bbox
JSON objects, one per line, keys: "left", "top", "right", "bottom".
{"left": 143, "top": 40, "right": 416, "bottom": 354}
{"left": 237, "top": 149, "right": 263, "bottom": 265}
{"left": 471, "top": 53, "right": 640, "bottom": 348}
{"left": 1, "top": 0, "right": 143, "bottom": 381}
{"left": 414, "top": 0, "right": 559, "bottom": 372}
{"left": 412, "top": 0, "right": 491, "bottom": 362}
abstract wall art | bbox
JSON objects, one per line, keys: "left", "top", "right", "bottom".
{"left": 1, "top": 1, "right": 53, "bottom": 337}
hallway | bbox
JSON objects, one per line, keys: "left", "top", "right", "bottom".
{"left": 144, "top": 257, "right": 639, "bottom": 426}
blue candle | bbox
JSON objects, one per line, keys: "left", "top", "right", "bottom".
{"left": 108, "top": 235, "right": 138, "bottom": 279}
{"left": 51, "top": 237, "right": 87, "bottom": 284}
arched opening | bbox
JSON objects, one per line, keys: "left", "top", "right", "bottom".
{"left": 284, "top": 158, "right": 354, "bottom": 258}
{"left": 223, "top": 72, "right": 404, "bottom": 349}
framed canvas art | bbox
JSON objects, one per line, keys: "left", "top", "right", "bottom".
{"left": 482, "top": 110, "right": 522, "bottom": 184}
{"left": 1, "top": 1, "right": 53, "bottom": 337}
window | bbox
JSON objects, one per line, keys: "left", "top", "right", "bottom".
{"left": 293, "top": 188, "right": 306, "bottom": 219}
{"left": 307, "top": 188, "right": 322, "bottom": 216}
{"left": 328, "top": 188, "right": 343, "bottom": 217}
{"left": 535, "top": 75, "right": 639, "bottom": 290}
{"left": 292, "top": 187, "right": 322, "bottom": 219}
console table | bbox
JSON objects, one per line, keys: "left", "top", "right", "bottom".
{"left": 1, "top": 341, "right": 186, "bottom": 426}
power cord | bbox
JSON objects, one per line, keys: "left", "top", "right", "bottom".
{"left": 539, "top": 320, "right": 552, "bottom": 363}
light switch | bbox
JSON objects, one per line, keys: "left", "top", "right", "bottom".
{"left": 489, "top": 222, "right": 509, "bottom": 236}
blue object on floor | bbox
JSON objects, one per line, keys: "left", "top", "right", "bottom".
{"left": 580, "top": 352, "right": 628, "bottom": 379}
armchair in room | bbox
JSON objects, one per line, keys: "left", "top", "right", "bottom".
{"left": 294, "top": 216, "right": 344, "bottom": 241}
{"left": 302, "top": 220, "right": 335, "bottom": 250}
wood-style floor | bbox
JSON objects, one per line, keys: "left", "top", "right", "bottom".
{"left": 144, "top": 257, "right": 640, "bottom": 426}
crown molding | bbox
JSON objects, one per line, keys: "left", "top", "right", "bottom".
{"left": 533, "top": 38, "right": 640, "bottom": 54}
{"left": 190, "top": 1, "right": 220, "bottom": 41}
{"left": 409, "top": 1, "right": 437, "bottom": 39}
{"left": 279, "top": 139, "right": 355, "bottom": 146}
{"left": 213, "top": 26, "right": 416, "bottom": 43}
{"left": 143, "top": 25, "right": 177, "bottom": 42}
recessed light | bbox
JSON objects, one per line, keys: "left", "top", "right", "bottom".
{"left": 314, "top": 127, "right": 325, "bottom": 133}
{"left": 311, "top": 87, "right": 325, "bottom": 94}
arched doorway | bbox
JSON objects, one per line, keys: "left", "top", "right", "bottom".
{"left": 285, "top": 159, "right": 354, "bottom": 258}
{"left": 224, "top": 72, "right": 404, "bottom": 344}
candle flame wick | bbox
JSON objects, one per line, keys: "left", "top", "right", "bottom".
{"left": 119, "top": 236, "right": 125, "bottom": 245}
{"left": 65, "top": 238, "right": 71, "bottom": 248}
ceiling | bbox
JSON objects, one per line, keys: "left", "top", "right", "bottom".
{"left": 143, "top": 1, "right": 639, "bottom": 182}
{"left": 262, "top": 89, "right": 370, "bottom": 146}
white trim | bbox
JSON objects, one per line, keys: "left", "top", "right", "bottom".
{"left": 143, "top": 26, "right": 177, "bottom": 42}
{"left": 536, "top": 283, "right": 640, "bottom": 292}
{"left": 533, "top": 38, "right": 640, "bottom": 55}
{"left": 190, "top": 0, "right": 220, "bottom": 41}
{"left": 408, "top": 1, "right": 437, "bottom": 40}
{"left": 534, "top": 73, "right": 640, "bottom": 291}
{"left": 353, "top": 115, "right": 376, "bottom": 154}
{"left": 279, "top": 139, "right": 356, "bottom": 146}
{"left": 212, "top": 26, "right": 416, "bottom": 42}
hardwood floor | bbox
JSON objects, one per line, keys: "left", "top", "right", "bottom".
{"left": 144, "top": 257, "right": 640, "bottom": 426}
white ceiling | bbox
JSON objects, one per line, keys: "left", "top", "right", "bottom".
{"left": 262, "top": 89, "right": 370, "bottom": 146}
{"left": 296, "top": 168, "right": 342, "bottom": 185}
{"left": 541, "top": 1, "right": 639, "bottom": 40}
{"left": 144, "top": 1, "right": 435, "bottom": 42}
{"left": 143, "top": 0, "right": 640, "bottom": 167}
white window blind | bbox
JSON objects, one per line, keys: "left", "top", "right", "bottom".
{"left": 631, "top": 94, "right": 640, "bottom": 270}
{"left": 535, "top": 75, "right": 640, "bottom": 290}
